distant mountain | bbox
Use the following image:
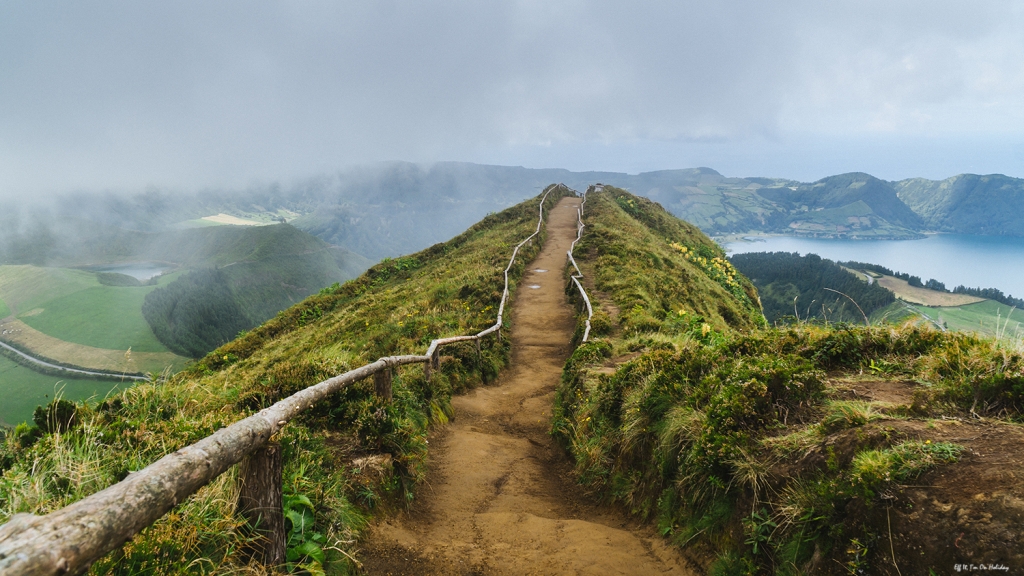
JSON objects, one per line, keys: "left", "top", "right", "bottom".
{"left": 5, "top": 163, "right": 1024, "bottom": 265}
{"left": 894, "top": 173, "right": 1024, "bottom": 235}
{"left": 602, "top": 169, "right": 925, "bottom": 239}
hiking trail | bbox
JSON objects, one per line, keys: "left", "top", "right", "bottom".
{"left": 362, "top": 196, "right": 695, "bottom": 575}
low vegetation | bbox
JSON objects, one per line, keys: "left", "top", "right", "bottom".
{"left": 556, "top": 187, "right": 1024, "bottom": 574}
{"left": 0, "top": 187, "right": 570, "bottom": 575}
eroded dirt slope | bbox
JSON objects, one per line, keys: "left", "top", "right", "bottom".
{"left": 362, "top": 197, "right": 695, "bottom": 575}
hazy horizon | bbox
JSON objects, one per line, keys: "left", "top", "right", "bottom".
{"left": 3, "top": 1, "right": 1023, "bottom": 197}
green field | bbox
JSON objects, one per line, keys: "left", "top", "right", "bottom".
{"left": 0, "top": 266, "right": 98, "bottom": 314}
{"left": 0, "top": 355, "right": 130, "bottom": 427}
{"left": 878, "top": 299, "right": 1022, "bottom": 340}
{"left": 0, "top": 266, "right": 188, "bottom": 425}
{"left": 931, "top": 300, "right": 1022, "bottom": 339}
{"left": 20, "top": 286, "right": 169, "bottom": 352}
{"left": 0, "top": 266, "right": 183, "bottom": 354}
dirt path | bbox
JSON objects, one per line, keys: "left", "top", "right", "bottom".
{"left": 362, "top": 197, "right": 694, "bottom": 575}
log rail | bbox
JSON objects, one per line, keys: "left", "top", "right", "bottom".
{"left": 0, "top": 183, "right": 580, "bottom": 575}
{"left": 567, "top": 185, "right": 595, "bottom": 342}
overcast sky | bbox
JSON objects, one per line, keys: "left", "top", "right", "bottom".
{"left": 2, "top": 1, "right": 1023, "bottom": 197}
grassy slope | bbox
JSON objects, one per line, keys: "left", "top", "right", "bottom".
{"left": 0, "top": 187, "right": 570, "bottom": 575}
{"left": 935, "top": 300, "right": 1022, "bottom": 337}
{"left": 0, "top": 266, "right": 185, "bottom": 440}
{"left": 572, "top": 187, "right": 763, "bottom": 338}
{"left": 141, "top": 225, "right": 363, "bottom": 358}
{"left": 0, "top": 298, "right": 8, "bottom": 318}
{"left": 556, "top": 188, "right": 1024, "bottom": 575}
{"left": 877, "top": 299, "right": 1024, "bottom": 341}
{"left": 0, "top": 356, "right": 130, "bottom": 427}
{"left": 0, "top": 266, "right": 98, "bottom": 314}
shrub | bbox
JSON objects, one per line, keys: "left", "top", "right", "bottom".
{"left": 33, "top": 398, "right": 79, "bottom": 434}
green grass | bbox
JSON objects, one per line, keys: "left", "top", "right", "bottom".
{"left": 0, "top": 266, "right": 181, "bottom": 360}
{"left": 931, "top": 300, "right": 1022, "bottom": 339}
{"left": 0, "top": 265, "right": 98, "bottom": 314}
{"left": 20, "top": 286, "right": 170, "bottom": 353}
{"left": 0, "top": 187, "right": 571, "bottom": 575}
{"left": 554, "top": 187, "right": 1009, "bottom": 574}
{"left": 570, "top": 187, "right": 764, "bottom": 339}
{"left": 876, "top": 299, "right": 1023, "bottom": 341}
{"left": 0, "top": 297, "right": 9, "bottom": 319}
{"left": 0, "top": 268, "right": 184, "bottom": 354}
{"left": 0, "top": 355, "right": 129, "bottom": 427}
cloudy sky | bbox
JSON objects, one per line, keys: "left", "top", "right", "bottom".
{"left": 2, "top": 1, "right": 1023, "bottom": 196}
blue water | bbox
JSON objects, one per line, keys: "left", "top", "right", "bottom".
{"left": 91, "top": 262, "right": 171, "bottom": 281}
{"left": 725, "top": 234, "right": 1024, "bottom": 299}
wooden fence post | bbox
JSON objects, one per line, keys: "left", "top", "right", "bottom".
{"left": 475, "top": 339, "right": 484, "bottom": 382}
{"left": 374, "top": 364, "right": 393, "bottom": 401}
{"left": 237, "top": 441, "right": 285, "bottom": 567}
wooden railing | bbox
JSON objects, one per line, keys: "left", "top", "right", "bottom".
{"left": 0, "top": 183, "right": 575, "bottom": 576}
{"left": 567, "top": 185, "right": 594, "bottom": 342}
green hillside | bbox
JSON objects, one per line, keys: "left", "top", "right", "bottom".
{"left": 20, "top": 281, "right": 181, "bottom": 353}
{"left": 618, "top": 169, "right": 925, "bottom": 238}
{"left": 8, "top": 164, "right": 1024, "bottom": 272}
{"left": 555, "top": 187, "right": 1024, "bottom": 575}
{"left": 895, "top": 173, "right": 1024, "bottom": 235}
{"left": 3, "top": 184, "right": 1024, "bottom": 574}
{"left": 878, "top": 299, "right": 1023, "bottom": 341}
{"left": 0, "top": 187, "right": 570, "bottom": 574}
{"left": 0, "top": 224, "right": 369, "bottom": 360}
{"left": 0, "top": 266, "right": 187, "bottom": 426}
{"left": 730, "top": 252, "right": 896, "bottom": 324}
{"left": 568, "top": 186, "right": 763, "bottom": 337}
{"left": 141, "top": 224, "right": 368, "bottom": 357}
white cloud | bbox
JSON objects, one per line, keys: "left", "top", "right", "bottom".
{"left": 1, "top": 0, "right": 1022, "bottom": 195}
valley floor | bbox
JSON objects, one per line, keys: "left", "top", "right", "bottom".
{"left": 361, "top": 197, "right": 694, "bottom": 575}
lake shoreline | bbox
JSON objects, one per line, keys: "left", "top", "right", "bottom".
{"left": 723, "top": 232, "right": 1024, "bottom": 300}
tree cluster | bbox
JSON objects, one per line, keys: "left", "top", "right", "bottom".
{"left": 142, "top": 268, "right": 252, "bottom": 358}
{"left": 731, "top": 252, "right": 895, "bottom": 325}
{"left": 952, "top": 286, "right": 1024, "bottom": 309}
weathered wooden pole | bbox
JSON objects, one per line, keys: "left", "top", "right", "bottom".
{"left": 236, "top": 442, "right": 285, "bottom": 567}
{"left": 373, "top": 365, "right": 393, "bottom": 401}
{"left": 475, "top": 339, "right": 484, "bottom": 382}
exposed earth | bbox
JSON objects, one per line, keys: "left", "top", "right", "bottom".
{"left": 361, "top": 197, "right": 696, "bottom": 575}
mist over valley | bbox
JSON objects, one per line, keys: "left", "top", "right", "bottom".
{"left": 4, "top": 2, "right": 1024, "bottom": 573}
